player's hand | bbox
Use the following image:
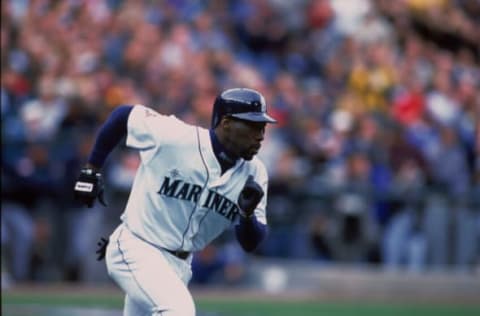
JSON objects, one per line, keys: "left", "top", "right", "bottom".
{"left": 238, "top": 175, "right": 264, "bottom": 218}
{"left": 74, "top": 166, "right": 108, "bottom": 208}
{"left": 96, "top": 237, "right": 109, "bottom": 261}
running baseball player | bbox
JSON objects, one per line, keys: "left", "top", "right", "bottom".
{"left": 73, "top": 88, "right": 276, "bottom": 316}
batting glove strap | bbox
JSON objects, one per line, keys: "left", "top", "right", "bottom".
{"left": 238, "top": 209, "right": 255, "bottom": 219}
{"left": 74, "top": 168, "right": 107, "bottom": 208}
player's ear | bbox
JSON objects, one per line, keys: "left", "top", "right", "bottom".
{"left": 220, "top": 116, "right": 231, "bottom": 131}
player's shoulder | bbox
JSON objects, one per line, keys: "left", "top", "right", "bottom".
{"left": 131, "top": 104, "right": 173, "bottom": 120}
{"left": 131, "top": 104, "right": 160, "bottom": 117}
{"left": 131, "top": 104, "right": 195, "bottom": 128}
{"left": 243, "top": 156, "right": 269, "bottom": 178}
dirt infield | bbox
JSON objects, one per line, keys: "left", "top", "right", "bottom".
{"left": 3, "top": 282, "right": 480, "bottom": 316}
{"left": 247, "top": 262, "right": 480, "bottom": 305}
{"left": 2, "top": 266, "right": 480, "bottom": 316}
{"left": 3, "top": 264, "right": 480, "bottom": 305}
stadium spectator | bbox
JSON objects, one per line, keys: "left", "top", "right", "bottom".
{"left": 1, "top": 0, "right": 478, "bottom": 283}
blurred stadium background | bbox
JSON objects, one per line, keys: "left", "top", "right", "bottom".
{"left": 1, "top": 0, "right": 479, "bottom": 315}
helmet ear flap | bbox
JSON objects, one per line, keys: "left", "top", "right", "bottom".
{"left": 211, "top": 95, "right": 223, "bottom": 128}
{"left": 212, "top": 111, "right": 219, "bottom": 128}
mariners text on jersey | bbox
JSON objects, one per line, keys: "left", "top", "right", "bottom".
{"left": 158, "top": 176, "right": 239, "bottom": 222}
{"left": 121, "top": 105, "right": 268, "bottom": 252}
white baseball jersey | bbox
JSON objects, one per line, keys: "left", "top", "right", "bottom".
{"left": 121, "top": 105, "right": 269, "bottom": 252}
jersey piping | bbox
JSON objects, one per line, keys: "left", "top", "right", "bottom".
{"left": 178, "top": 127, "right": 210, "bottom": 251}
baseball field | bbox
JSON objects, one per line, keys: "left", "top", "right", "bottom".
{"left": 2, "top": 283, "right": 479, "bottom": 316}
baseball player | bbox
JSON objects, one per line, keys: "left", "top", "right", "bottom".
{"left": 73, "top": 88, "right": 276, "bottom": 316}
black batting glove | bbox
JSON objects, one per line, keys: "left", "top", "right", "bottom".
{"left": 238, "top": 175, "right": 264, "bottom": 218}
{"left": 96, "top": 237, "right": 109, "bottom": 261}
{"left": 74, "top": 167, "right": 107, "bottom": 208}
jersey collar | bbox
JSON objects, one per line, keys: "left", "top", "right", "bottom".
{"left": 209, "top": 129, "right": 238, "bottom": 174}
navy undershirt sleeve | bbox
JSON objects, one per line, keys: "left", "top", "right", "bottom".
{"left": 87, "top": 105, "right": 133, "bottom": 168}
{"left": 235, "top": 216, "right": 268, "bottom": 252}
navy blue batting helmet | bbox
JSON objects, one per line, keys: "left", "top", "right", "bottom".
{"left": 211, "top": 88, "right": 277, "bottom": 128}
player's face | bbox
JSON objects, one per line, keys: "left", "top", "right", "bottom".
{"left": 224, "top": 118, "right": 266, "bottom": 160}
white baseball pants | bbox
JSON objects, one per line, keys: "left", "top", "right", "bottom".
{"left": 105, "top": 223, "right": 195, "bottom": 316}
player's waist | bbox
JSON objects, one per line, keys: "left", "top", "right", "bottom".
{"left": 163, "top": 249, "right": 191, "bottom": 260}
{"left": 121, "top": 222, "right": 191, "bottom": 260}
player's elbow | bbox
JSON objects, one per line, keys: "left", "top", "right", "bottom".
{"left": 239, "top": 240, "right": 260, "bottom": 253}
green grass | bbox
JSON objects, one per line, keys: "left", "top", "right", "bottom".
{"left": 3, "top": 291, "right": 479, "bottom": 316}
{"left": 197, "top": 298, "right": 480, "bottom": 316}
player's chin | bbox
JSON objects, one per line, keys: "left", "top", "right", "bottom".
{"left": 242, "top": 149, "right": 258, "bottom": 160}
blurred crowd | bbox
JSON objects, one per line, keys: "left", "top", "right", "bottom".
{"left": 1, "top": 0, "right": 479, "bottom": 287}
